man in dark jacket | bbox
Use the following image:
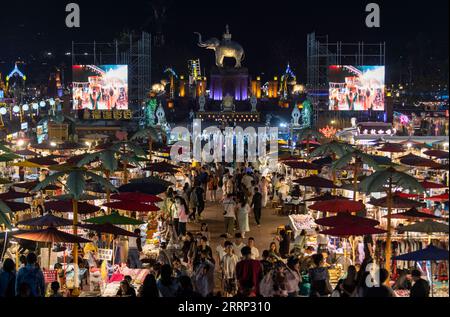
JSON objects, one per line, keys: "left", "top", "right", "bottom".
{"left": 251, "top": 187, "right": 263, "bottom": 227}
{"left": 410, "top": 269, "right": 430, "bottom": 298}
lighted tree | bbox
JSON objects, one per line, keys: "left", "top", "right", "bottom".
{"left": 301, "top": 100, "right": 312, "bottom": 128}
{"left": 145, "top": 98, "right": 158, "bottom": 127}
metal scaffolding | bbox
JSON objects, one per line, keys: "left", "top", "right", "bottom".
{"left": 307, "top": 32, "right": 386, "bottom": 126}
{"left": 71, "top": 31, "right": 152, "bottom": 109}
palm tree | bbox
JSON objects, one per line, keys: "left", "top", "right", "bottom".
{"left": 0, "top": 201, "right": 13, "bottom": 229}
{"left": 310, "top": 140, "right": 354, "bottom": 192}
{"left": 130, "top": 126, "right": 164, "bottom": 162}
{"left": 77, "top": 143, "right": 144, "bottom": 210}
{"left": 296, "top": 127, "right": 322, "bottom": 160}
{"left": 332, "top": 148, "right": 380, "bottom": 200}
{"left": 32, "top": 166, "right": 116, "bottom": 296}
{"left": 361, "top": 166, "right": 424, "bottom": 274}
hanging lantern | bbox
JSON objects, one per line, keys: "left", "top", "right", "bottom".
{"left": 32, "top": 103, "right": 39, "bottom": 110}
{"left": 13, "top": 105, "right": 20, "bottom": 113}
{"left": 22, "top": 104, "right": 29, "bottom": 111}
{"left": 39, "top": 101, "right": 46, "bottom": 107}
{"left": 0, "top": 108, "right": 7, "bottom": 115}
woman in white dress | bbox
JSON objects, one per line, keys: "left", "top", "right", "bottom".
{"left": 237, "top": 196, "right": 250, "bottom": 238}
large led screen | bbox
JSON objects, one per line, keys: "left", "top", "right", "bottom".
{"left": 328, "top": 65, "right": 385, "bottom": 111}
{"left": 72, "top": 65, "right": 128, "bottom": 110}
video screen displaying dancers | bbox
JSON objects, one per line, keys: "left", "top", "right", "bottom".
{"left": 72, "top": 65, "right": 128, "bottom": 110}
{"left": 328, "top": 65, "right": 385, "bottom": 111}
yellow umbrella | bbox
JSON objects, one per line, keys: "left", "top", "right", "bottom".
{"left": 11, "top": 161, "right": 41, "bottom": 168}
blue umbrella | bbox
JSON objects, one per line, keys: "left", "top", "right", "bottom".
{"left": 394, "top": 245, "right": 449, "bottom": 261}
{"left": 394, "top": 245, "right": 449, "bottom": 297}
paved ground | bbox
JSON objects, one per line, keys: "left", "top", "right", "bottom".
{"left": 186, "top": 191, "right": 290, "bottom": 257}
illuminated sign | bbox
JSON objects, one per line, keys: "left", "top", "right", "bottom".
{"left": 72, "top": 65, "right": 128, "bottom": 110}
{"left": 81, "top": 109, "right": 132, "bottom": 120}
{"left": 329, "top": 65, "right": 385, "bottom": 111}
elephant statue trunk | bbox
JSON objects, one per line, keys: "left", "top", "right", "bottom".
{"left": 194, "top": 32, "right": 207, "bottom": 47}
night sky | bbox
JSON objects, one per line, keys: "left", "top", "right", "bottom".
{"left": 0, "top": 0, "right": 448, "bottom": 83}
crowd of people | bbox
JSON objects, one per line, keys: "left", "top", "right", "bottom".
{"left": 0, "top": 163, "right": 436, "bottom": 298}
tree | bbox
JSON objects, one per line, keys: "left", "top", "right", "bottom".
{"left": 131, "top": 126, "right": 164, "bottom": 162}
{"left": 32, "top": 166, "right": 116, "bottom": 296}
{"left": 332, "top": 148, "right": 379, "bottom": 200}
{"left": 361, "top": 166, "right": 424, "bottom": 274}
{"left": 296, "top": 127, "right": 322, "bottom": 160}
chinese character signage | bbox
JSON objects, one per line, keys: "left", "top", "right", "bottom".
{"left": 81, "top": 109, "right": 132, "bottom": 120}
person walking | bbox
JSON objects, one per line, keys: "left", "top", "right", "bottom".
{"left": 221, "top": 241, "right": 239, "bottom": 297}
{"left": 223, "top": 193, "right": 237, "bottom": 238}
{"left": 15, "top": 253, "right": 45, "bottom": 297}
{"left": 128, "top": 229, "right": 142, "bottom": 268}
{"left": 0, "top": 258, "right": 16, "bottom": 297}
{"left": 236, "top": 246, "right": 264, "bottom": 296}
{"left": 250, "top": 187, "right": 263, "bottom": 227}
{"left": 237, "top": 196, "right": 250, "bottom": 238}
{"left": 308, "top": 253, "right": 332, "bottom": 297}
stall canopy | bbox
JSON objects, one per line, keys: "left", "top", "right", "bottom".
{"left": 304, "top": 193, "right": 349, "bottom": 202}
{"left": 283, "top": 161, "right": 320, "bottom": 170}
{"left": 13, "top": 180, "right": 61, "bottom": 191}
{"left": 393, "top": 245, "right": 449, "bottom": 261}
{"left": 315, "top": 213, "right": 380, "bottom": 227}
{"left": 320, "top": 225, "right": 387, "bottom": 236}
{"left": 102, "top": 200, "right": 159, "bottom": 212}
{"left": 119, "top": 177, "right": 172, "bottom": 195}
{"left": 14, "top": 149, "right": 38, "bottom": 156}
{"left": 369, "top": 195, "right": 426, "bottom": 209}
{"left": 423, "top": 149, "right": 449, "bottom": 159}
{"left": 44, "top": 200, "right": 101, "bottom": 214}
{"left": 0, "top": 189, "right": 34, "bottom": 200}
{"left": 397, "top": 220, "right": 449, "bottom": 234}
{"left": 384, "top": 208, "right": 442, "bottom": 220}
{"left": 144, "top": 161, "right": 180, "bottom": 173}
{"left": 309, "top": 199, "right": 365, "bottom": 213}
{"left": 426, "top": 193, "right": 449, "bottom": 202}
{"left": 78, "top": 223, "right": 139, "bottom": 237}
{"left": 84, "top": 211, "right": 144, "bottom": 225}
{"left": 17, "top": 214, "right": 73, "bottom": 227}
{"left": 399, "top": 153, "right": 442, "bottom": 168}
{"left": 378, "top": 143, "right": 405, "bottom": 153}
{"left": 420, "top": 181, "right": 447, "bottom": 190}
{"left": 12, "top": 226, "right": 91, "bottom": 243}
{"left": 292, "top": 175, "right": 339, "bottom": 189}
{"left": 110, "top": 192, "right": 163, "bottom": 203}
{"left": 3, "top": 201, "right": 31, "bottom": 212}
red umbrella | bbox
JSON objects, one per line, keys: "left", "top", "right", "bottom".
{"left": 320, "top": 225, "right": 387, "bottom": 236}
{"left": 399, "top": 153, "right": 441, "bottom": 168}
{"left": 394, "top": 191, "right": 420, "bottom": 199}
{"left": 309, "top": 199, "right": 365, "bottom": 213}
{"left": 143, "top": 161, "right": 179, "bottom": 173}
{"left": 45, "top": 200, "right": 100, "bottom": 214}
{"left": 17, "top": 214, "right": 74, "bottom": 227}
{"left": 384, "top": 208, "right": 442, "bottom": 220}
{"left": 293, "top": 176, "right": 339, "bottom": 189}
{"left": 102, "top": 200, "right": 159, "bottom": 212}
{"left": 369, "top": 195, "right": 425, "bottom": 209}
{"left": 378, "top": 143, "right": 405, "bottom": 153}
{"left": 315, "top": 213, "right": 380, "bottom": 227}
{"left": 426, "top": 193, "right": 449, "bottom": 202}
{"left": 420, "top": 181, "right": 447, "bottom": 189}
{"left": 110, "top": 192, "right": 163, "bottom": 203}
{"left": 304, "top": 193, "right": 349, "bottom": 202}
{"left": 283, "top": 161, "right": 320, "bottom": 170}
{"left": 27, "top": 157, "right": 59, "bottom": 166}
{"left": 3, "top": 201, "right": 31, "bottom": 212}
{"left": 423, "top": 149, "right": 449, "bottom": 159}
{"left": 14, "top": 149, "right": 37, "bottom": 156}
{"left": 13, "top": 180, "right": 61, "bottom": 191}
{"left": 78, "top": 223, "right": 139, "bottom": 237}
{"left": 12, "top": 226, "right": 90, "bottom": 243}
{"left": 0, "top": 189, "right": 34, "bottom": 200}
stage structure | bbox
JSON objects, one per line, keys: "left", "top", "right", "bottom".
{"left": 306, "top": 32, "right": 386, "bottom": 127}
{"left": 71, "top": 31, "right": 151, "bottom": 111}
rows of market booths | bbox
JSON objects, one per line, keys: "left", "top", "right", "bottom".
{"left": 0, "top": 139, "right": 185, "bottom": 296}
{"left": 276, "top": 138, "right": 449, "bottom": 297}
